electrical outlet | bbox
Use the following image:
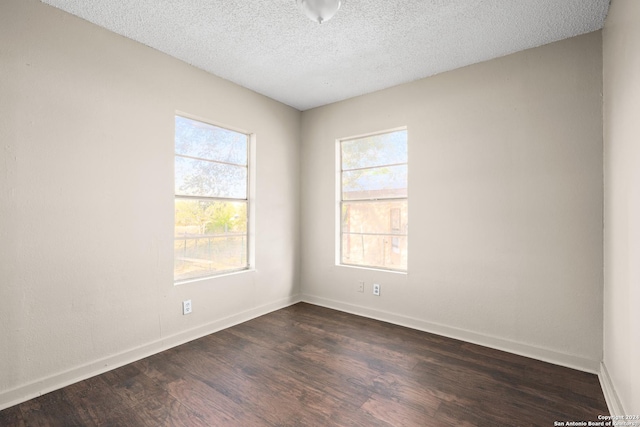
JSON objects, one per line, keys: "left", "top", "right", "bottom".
{"left": 357, "top": 281, "right": 365, "bottom": 293}
{"left": 373, "top": 283, "right": 380, "bottom": 296}
{"left": 183, "top": 300, "right": 192, "bottom": 315}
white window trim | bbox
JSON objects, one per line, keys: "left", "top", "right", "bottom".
{"left": 174, "top": 112, "right": 256, "bottom": 284}
{"left": 335, "top": 127, "right": 408, "bottom": 273}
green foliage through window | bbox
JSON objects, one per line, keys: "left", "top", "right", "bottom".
{"left": 174, "top": 116, "right": 250, "bottom": 281}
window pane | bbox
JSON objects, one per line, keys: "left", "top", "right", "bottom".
{"left": 175, "top": 156, "right": 247, "bottom": 199}
{"left": 174, "top": 199, "right": 248, "bottom": 281}
{"left": 175, "top": 116, "right": 247, "bottom": 165}
{"left": 339, "top": 128, "right": 408, "bottom": 272}
{"left": 342, "top": 164, "right": 407, "bottom": 200}
{"left": 342, "top": 234, "right": 407, "bottom": 270}
{"left": 174, "top": 236, "right": 247, "bottom": 281}
{"left": 342, "top": 130, "right": 407, "bottom": 170}
{"left": 341, "top": 200, "right": 407, "bottom": 235}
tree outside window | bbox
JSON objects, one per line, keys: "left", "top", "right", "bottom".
{"left": 339, "top": 129, "right": 408, "bottom": 271}
{"left": 174, "top": 116, "right": 250, "bottom": 282}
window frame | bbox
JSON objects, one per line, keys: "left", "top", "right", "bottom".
{"left": 174, "top": 113, "right": 253, "bottom": 284}
{"left": 337, "top": 127, "right": 408, "bottom": 273}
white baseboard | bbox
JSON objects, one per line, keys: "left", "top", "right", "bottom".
{"left": 301, "top": 294, "right": 601, "bottom": 374}
{"left": 599, "top": 362, "right": 626, "bottom": 416}
{"left": 2, "top": 294, "right": 604, "bottom": 412}
{"left": 0, "top": 294, "right": 302, "bottom": 411}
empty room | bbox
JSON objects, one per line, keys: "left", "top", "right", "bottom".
{"left": 1, "top": 0, "right": 638, "bottom": 425}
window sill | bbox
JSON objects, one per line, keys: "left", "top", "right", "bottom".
{"left": 336, "top": 263, "right": 407, "bottom": 275}
{"left": 174, "top": 267, "right": 254, "bottom": 286}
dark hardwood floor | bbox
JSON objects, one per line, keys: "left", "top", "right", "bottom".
{"left": 0, "top": 302, "right": 608, "bottom": 426}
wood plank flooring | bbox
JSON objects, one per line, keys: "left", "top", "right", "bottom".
{"left": 0, "top": 302, "right": 609, "bottom": 426}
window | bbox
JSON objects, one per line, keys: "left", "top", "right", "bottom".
{"left": 339, "top": 129, "right": 408, "bottom": 271}
{"left": 174, "top": 115, "right": 250, "bottom": 282}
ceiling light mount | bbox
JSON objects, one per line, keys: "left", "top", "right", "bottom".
{"left": 297, "top": 0, "right": 342, "bottom": 24}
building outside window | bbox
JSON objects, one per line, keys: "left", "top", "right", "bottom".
{"left": 339, "top": 128, "right": 408, "bottom": 271}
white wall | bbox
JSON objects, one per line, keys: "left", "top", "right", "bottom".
{"left": 300, "top": 32, "right": 604, "bottom": 372}
{"left": 602, "top": 0, "right": 640, "bottom": 416}
{"left": 0, "top": 0, "right": 301, "bottom": 409}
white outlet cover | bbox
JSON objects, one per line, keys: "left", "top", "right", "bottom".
{"left": 183, "top": 300, "right": 192, "bottom": 315}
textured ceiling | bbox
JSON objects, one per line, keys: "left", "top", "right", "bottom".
{"left": 41, "top": 0, "right": 610, "bottom": 111}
